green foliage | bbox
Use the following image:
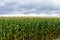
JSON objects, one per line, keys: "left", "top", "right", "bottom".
{"left": 0, "top": 17, "right": 60, "bottom": 40}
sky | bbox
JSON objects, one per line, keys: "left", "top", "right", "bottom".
{"left": 0, "top": 0, "right": 60, "bottom": 17}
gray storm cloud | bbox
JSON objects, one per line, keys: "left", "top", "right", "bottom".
{"left": 0, "top": 0, "right": 60, "bottom": 15}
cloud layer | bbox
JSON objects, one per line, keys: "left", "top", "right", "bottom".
{"left": 0, "top": 0, "right": 60, "bottom": 16}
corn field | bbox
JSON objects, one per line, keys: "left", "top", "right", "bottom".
{"left": 0, "top": 17, "right": 60, "bottom": 40}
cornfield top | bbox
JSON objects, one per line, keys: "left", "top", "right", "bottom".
{"left": 0, "top": 17, "right": 60, "bottom": 40}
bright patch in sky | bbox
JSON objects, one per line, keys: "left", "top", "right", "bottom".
{"left": 0, "top": 0, "right": 60, "bottom": 16}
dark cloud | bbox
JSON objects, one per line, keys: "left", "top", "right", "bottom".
{"left": 0, "top": 0, "right": 60, "bottom": 15}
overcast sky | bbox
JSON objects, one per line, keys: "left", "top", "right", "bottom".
{"left": 0, "top": 0, "right": 60, "bottom": 16}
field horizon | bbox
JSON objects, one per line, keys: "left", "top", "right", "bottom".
{"left": 0, "top": 14, "right": 60, "bottom": 17}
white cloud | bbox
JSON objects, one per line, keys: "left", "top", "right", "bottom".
{"left": 51, "top": 0, "right": 60, "bottom": 6}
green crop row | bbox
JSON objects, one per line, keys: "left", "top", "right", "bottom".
{"left": 0, "top": 17, "right": 60, "bottom": 40}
